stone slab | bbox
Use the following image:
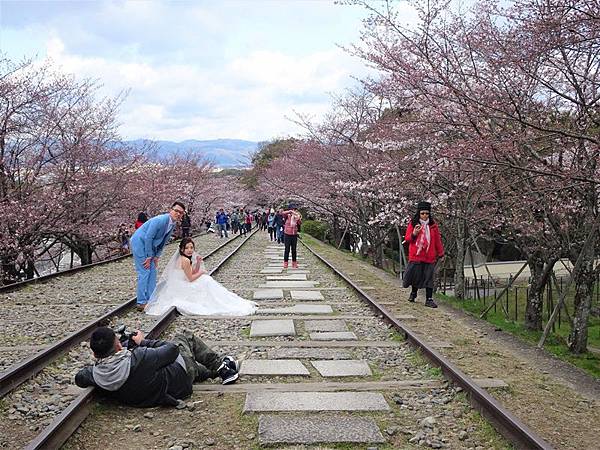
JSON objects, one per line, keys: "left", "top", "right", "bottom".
{"left": 268, "top": 348, "right": 352, "bottom": 360}
{"left": 267, "top": 263, "right": 307, "bottom": 268}
{"left": 206, "top": 340, "right": 402, "bottom": 348}
{"left": 194, "top": 379, "right": 441, "bottom": 393}
{"left": 304, "top": 320, "right": 348, "bottom": 332}
{"left": 291, "top": 290, "right": 324, "bottom": 301}
{"left": 260, "top": 269, "right": 283, "bottom": 274}
{"left": 243, "top": 391, "right": 390, "bottom": 412}
{"left": 258, "top": 304, "right": 334, "bottom": 315}
{"left": 396, "top": 315, "right": 418, "bottom": 321}
{"left": 268, "top": 256, "right": 304, "bottom": 260}
{"left": 310, "top": 332, "right": 358, "bottom": 341}
{"left": 258, "top": 415, "right": 385, "bottom": 445}
{"left": 266, "top": 274, "right": 308, "bottom": 281}
{"left": 240, "top": 359, "right": 310, "bottom": 376}
{"left": 260, "top": 281, "right": 319, "bottom": 288}
{"left": 473, "top": 378, "right": 509, "bottom": 388}
{"left": 430, "top": 341, "right": 454, "bottom": 349}
{"left": 253, "top": 289, "right": 284, "bottom": 300}
{"left": 312, "top": 360, "right": 372, "bottom": 377}
{"left": 250, "top": 319, "right": 296, "bottom": 337}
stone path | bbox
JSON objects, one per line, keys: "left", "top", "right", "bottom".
{"left": 239, "top": 243, "right": 397, "bottom": 446}
{"left": 230, "top": 241, "right": 510, "bottom": 447}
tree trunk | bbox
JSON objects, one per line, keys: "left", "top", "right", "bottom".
{"left": 453, "top": 219, "right": 467, "bottom": 300}
{"left": 525, "top": 257, "right": 551, "bottom": 331}
{"left": 569, "top": 259, "right": 594, "bottom": 354}
{"left": 1, "top": 258, "right": 19, "bottom": 285}
{"left": 73, "top": 242, "right": 94, "bottom": 265}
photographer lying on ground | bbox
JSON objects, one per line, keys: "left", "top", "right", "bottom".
{"left": 75, "top": 326, "right": 239, "bottom": 408}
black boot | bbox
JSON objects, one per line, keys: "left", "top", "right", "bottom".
{"left": 408, "top": 292, "right": 417, "bottom": 302}
{"left": 425, "top": 298, "right": 438, "bottom": 308}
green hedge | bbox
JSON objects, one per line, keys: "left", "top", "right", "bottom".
{"left": 301, "top": 220, "right": 330, "bottom": 241}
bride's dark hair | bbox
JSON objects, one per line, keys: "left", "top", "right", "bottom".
{"left": 179, "top": 237, "right": 195, "bottom": 258}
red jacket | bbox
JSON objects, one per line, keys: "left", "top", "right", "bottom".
{"left": 405, "top": 222, "right": 444, "bottom": 264}
{"left": 282, "top": 210, "right": 302, "bottom": 235}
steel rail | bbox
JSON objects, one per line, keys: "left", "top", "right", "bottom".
{"left": 25, "top": 229, "right": 258, "bottom": 450}
{"left": 0, "top": 232, "right": 237, "bottom": 399}
{"left": 300, "top": 239, "right": 553, "bottom": 450}
{"left": 0, "top": 232, "right": 208, "bottom": 293}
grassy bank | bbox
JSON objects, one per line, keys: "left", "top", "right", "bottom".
{"left": 436, "top": 292, "right": 600, "bottom": 379}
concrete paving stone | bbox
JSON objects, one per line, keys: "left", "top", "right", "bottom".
{"left": 310, "top": 332, "right": 358, "bottom": 341}
{"left": 473, "top": 378, "right": 509, "bottom": 388}
{"left": 253, "top": 289, "right": 284, "bottom": 300}
{"left": 243, "top": 391, "right": 390, "bottom": 412}
{"left": 258, "top": 415, "right": 385, "bottom": 445}
{"left": 260, "top": 281, "right": 319, "bottom": 288}
{"left": 430, "top": 341, "right": 454, "bottom": 348}
{"left": 304, "top": 320, "right": 348, "bottom": 332}
{"left": 196, "top": 380, "right": 441, "bottom": 393}
{"left": 266, "top": 274, "right": 308, "bottom": 281}
{"left": 257, "top": 304, "right": 334, "bottom": 315}
{"left": 396, "top": 315, "right": 418, "bottom": 321}
{"left": 268, "top": 256, "right": 304, "bottom": 260}
{"left": 267, "top": 265, "right": 308, "bottom": 269}
{"left": 267, "top": 348, "right": 353, "bottom": 360}
{"left": 250, "top": 319, "right": 296, "bottom": 337}
{"left": 240, "top": 359, "right": 310, "bottom": 376}
{"left": 312, "top": 360, "right": 372, "bottom": 377}
{"left": 291, "top": 290, "right": 324, "bottom": 301}
{"left": 207, "top": 340, "right": 402, "bottom": 348}
{"left": 260, "top": 268, "right": 283, "bottom": 274}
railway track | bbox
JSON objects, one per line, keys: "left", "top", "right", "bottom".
{"left": 0, "top": 232, "right": 232, "bottom": 374}
{"left": 2, "top": 230, "right": 552, "bottom": 449}
{"left": 0, "top": 231, "right": 251, "bottom": 447}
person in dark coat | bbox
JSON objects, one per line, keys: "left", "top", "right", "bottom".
{"left": 181, "top": 213, "right": 192, "bottom": 238}
{"left": 403, "top": 201, "right": 445, "bottom": 308}
{"left": 75, "top": 327, "right": 239, "bottom": 408}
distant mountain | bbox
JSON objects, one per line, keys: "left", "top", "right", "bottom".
{"left": 126, "top": 139, "right": 259, "bottom": 168}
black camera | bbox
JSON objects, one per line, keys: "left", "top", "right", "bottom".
{"left": 115, "top": 324, "right": 138, "bottom": 350}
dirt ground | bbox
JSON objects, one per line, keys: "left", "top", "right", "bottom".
{"left": 304, "top": 237, "right": 600, "bottom": 450}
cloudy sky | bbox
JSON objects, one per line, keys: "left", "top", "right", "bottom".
{"left": 0, "top": 1, "right": 418, "bottom": 142}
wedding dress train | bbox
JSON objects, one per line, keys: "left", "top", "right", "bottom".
{"left": 145, "top": 251, "right": 257, "bottom": 316}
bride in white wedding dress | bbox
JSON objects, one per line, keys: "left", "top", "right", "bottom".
{"left": 145, "top": 237, "right": 257, "bottom": 316}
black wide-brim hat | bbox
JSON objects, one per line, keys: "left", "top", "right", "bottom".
{"left": 417, "top": 201, "right": 431, "bottom": 211}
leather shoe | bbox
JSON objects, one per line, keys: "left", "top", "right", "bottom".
{"left": 136, "top": 304, "right": 146, "bottom": 312}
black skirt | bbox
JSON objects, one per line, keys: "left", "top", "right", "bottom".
{"left": 402, "top": 261, "right": 436, "bottom": 289}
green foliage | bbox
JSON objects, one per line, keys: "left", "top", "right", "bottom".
{"left": 242, "top": 138, "right": 297, "bottom": 189}
{"left": 252, "top": 138, "right": 297, "bottom": 168}
{"left": 301, "top": 219, "right": 330, "bottom": 240}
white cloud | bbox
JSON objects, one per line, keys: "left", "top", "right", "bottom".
{"left": 8, "top": 1, "right": 414, "bottom": 142}
{"left": 41, "top": 34, "right": 371, "bottom": 142}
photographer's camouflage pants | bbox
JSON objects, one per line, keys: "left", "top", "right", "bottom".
{"left": 172, "top": 329, "right": 222, "bottom": 384}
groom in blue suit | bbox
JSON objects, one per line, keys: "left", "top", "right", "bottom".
{"left": 130, "top": 201, "right": 186, "bottom": 310}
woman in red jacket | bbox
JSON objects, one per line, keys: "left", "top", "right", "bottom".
{"left": 403, "top": 201, "right": 444, "bottom": 308}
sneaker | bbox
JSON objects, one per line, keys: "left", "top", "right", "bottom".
{"left": 136, "top": 303, "right": 146, "bottom": 312}
{"left": 407, "top": 293, "right": 416, "bottom": 303}
{"left": 218, "top": 357, "right": 239, "bottom": 385}
{"left": 283, "top": 261, "right": 288, "bottom": 269}
{"left": 425, "top": 298, "right": 438, "bottom": 308}
{"left": 222, "top": 355, "right": 238, "bottom": 372}
{"left": 291, "top": 261, "right": 298, "bottom": 269}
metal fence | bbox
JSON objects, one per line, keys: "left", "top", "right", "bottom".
{"left": 438, "top": 273, "right": 600, "bottom": 333}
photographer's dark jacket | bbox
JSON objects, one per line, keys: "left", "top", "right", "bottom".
{"left": 75, "top": 339, "right": 191, "bottom": 407}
